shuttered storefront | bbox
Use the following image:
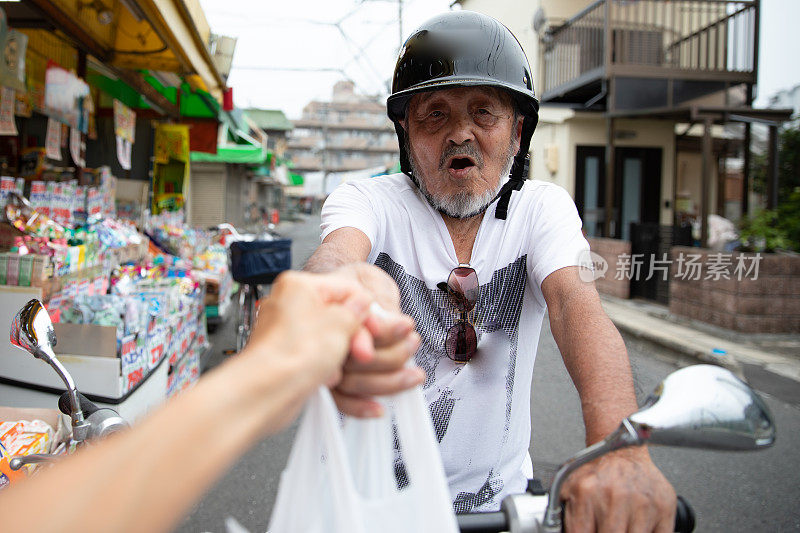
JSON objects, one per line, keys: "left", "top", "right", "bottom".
{"left": 189, "top": 162, "right": 226, "bottom": 228}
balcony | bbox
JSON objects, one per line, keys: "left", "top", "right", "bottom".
{"left": 541, "top": 0, "right": 757, "bottom": 111}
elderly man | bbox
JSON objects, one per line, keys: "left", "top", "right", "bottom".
{"left": 305, "top": 11, "right": 675, "bottom": 532}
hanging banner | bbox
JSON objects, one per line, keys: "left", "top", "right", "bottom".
{"left": 69, "top": 128, "right": 85, "bottom": 167}
{"left": 45, "top": 118, "right": 61, "bottom": 160}
{"left": 113, "top": 99, "right": 136, "bottom": 143}
{"left": 0, "top": 87, "right": 16, "bottom": 136}
{"left": 113, "top": 99, "right": 134, "bottom": 170}
{"left": 0, "top": 29, "right": 27, "bottom": 92}
{"left": 14, "top": 89, "right": 30, "bottom": 117}
{"left": 44, "top": 61, "right": 90, "bottom": 132}
{"left": 152, "top": 124, "right": 190, "bottom": 213}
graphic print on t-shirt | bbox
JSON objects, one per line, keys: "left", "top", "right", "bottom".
{"left": 374, "top": 252, "right": 527, "bottom": 513}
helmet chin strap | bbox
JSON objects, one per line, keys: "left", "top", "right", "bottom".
{"left": 493, "top": 114, "right": 536, "bottom": 220}
{"left": 492, "top": 153, "right": 528, "bottom": 220}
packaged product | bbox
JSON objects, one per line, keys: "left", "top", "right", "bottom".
{"left": 6, "top": 254, "right": 19, "bottom": 285}
{"left": 18, "top": 254, "right": 34, "bottom": 286}
{"left": 0, "top": 421, "right": 23, "bottom": 444}
{"left": 0, "top": 441, "right": 26, "bottom": 488}
{"left": 0, "top": 253, "right": 7, "bottom": 285}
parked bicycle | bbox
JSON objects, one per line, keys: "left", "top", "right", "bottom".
{"left": 227, "top": 229, "right": 292, "bottom": 353}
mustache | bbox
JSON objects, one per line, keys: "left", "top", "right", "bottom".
{"left": 438, "top": 143, "right": 484, "bottom": 171}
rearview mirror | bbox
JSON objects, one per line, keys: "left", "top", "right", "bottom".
{"left": 628, "top": 364, "right": 775, "bottom": 450}
{"left": 10, "top": 299, "right": 58, "bottom": 362}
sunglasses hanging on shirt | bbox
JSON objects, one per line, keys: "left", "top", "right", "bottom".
{"left": 437, "top": 264, "right": 478, "bottom": 363}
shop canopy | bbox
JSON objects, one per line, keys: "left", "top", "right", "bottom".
{"left": 190, "top": 116, "right": 270, "bottom": 165}
{"left": 88, "top": 71, "right": 219, "bottom": 118}
{"left": 190, "top": 144, "right": 269, "bottom": 165}
{"left": 8, "top": 0, "right": 226, "bottom": 117}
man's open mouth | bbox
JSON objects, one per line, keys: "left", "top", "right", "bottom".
{"left": 448, "top": 157, "right": 476, "bottom": 170}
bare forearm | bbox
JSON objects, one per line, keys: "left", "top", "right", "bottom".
{"left": 545, "top": 270, "right": 638, "bottom": 445}
{"left": 304, "top": 241, "right": 355, "bottom": 272}
{"left": 552, "top": 304, "right": 636, "bottom": 444}
{"left": 0, "top": 352, "right": 315, "bottom": 533}
{"left": 304, "top": 228, "right": 371, "bottom": 273}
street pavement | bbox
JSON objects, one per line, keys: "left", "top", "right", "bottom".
{"left": 178, "top": 212, "right": 800, "bottom": 533}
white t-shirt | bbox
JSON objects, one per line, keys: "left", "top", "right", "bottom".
{"left": 321, "top": 173, "right": 589, "bottom": 512}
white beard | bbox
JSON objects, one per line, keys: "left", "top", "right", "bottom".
{"left": 408, "top": 138, "right": 517, "bottom": 220}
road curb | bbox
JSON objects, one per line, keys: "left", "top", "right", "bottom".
{"left": 611, "top": 319, "right": 744, "bottom": 377}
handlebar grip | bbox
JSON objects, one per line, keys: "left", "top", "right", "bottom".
{"left": 456, "top": 511, "right": 508, "bottom": 533}
{"left": 58, "top": 391, "right": 99, "bottom": 417}
{"left": 674, "top": 495, "right": 695, "bottom": 532}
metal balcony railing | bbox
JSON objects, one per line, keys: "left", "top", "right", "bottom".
{"left": 542, "top": 0, "right": 757, "bottom": 100}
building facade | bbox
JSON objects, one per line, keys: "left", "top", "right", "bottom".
{"left": 287, "top": 80, "right": 399, "bottom": 196}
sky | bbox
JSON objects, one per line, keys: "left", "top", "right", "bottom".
{"left": 199, "top": 0, "right": 800, "bottom": 119}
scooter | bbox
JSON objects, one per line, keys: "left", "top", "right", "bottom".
{"left": 455, "top": 364, "right": 776, "bottom": 532}
{"left": 7, "top": 299, "right": 128, "bottom": 471}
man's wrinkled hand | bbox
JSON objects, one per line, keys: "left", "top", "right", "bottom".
{"left": 560, "top": 449, "right": 676, "bottom": 533}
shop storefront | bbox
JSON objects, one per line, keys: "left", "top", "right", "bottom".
{"left": 0, "top": 0, "right": 235, "bottom": 461}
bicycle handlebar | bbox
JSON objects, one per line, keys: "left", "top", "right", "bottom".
{"left": 457, "top": 511, "right": 508, "bottom": 532}
{"left": 59, "top": 390, "right": 99, "bottom": 418}
{"left": 456, "top": 495, "right": 694, "bottom": 532}
{"left": 674, "top": 496, "right": 695, "bottom": 533}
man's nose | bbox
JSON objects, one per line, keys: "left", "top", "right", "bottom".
{"left": 447, "top": 112, "right": 475, "bottom": 145}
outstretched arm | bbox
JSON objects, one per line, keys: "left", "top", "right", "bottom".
{"left": 0, "top": 270, "right": 414, "bottom": 533}
{"left": 543, "top": 266, "right": 676, "bottom": 533}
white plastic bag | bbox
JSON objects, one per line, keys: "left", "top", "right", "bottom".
{"left": 267, "top": 385, "right": 458, "bottom": 533}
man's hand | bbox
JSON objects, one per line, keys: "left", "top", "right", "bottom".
{"left": 328, "top": 263, "right": 425, "bottom": 417}
{"left": 560, "top": 449, "right": 676, "bottom": 533}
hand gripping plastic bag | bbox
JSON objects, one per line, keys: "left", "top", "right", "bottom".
{"left": 267, "top": 385, "right": 458, "bottom": 533}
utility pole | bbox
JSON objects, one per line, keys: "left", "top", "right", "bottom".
{"left": 398, "top": 0, "right": 403, "bottom": 50}
{"left": 321, "top": 102, "right": 329, "bottom": 199}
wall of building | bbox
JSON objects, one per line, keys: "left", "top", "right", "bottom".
{"left": 669, "top": 247, "right": 800, "bottom": 333}
{"left": 287, "top": 81, "right": 398, "bottom": 182}
{"left": 675, "top": 152, "right": 720, "bottom": 222}
{"left": 587, "top": 237, "right": 632, "bottom": 299}
{"left": 531, "top": 113, "right": 676, "bottom": 226}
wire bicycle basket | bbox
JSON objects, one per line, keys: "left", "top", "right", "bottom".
{"left": 229, "top": 238, "right": 292, "bottom": 285}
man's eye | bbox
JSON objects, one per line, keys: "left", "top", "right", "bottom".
{"left": 477, "top": 108, "right": 491, "bottom": 115}
{"left": 429, "top": 110, "right": 444, "bottom": 118}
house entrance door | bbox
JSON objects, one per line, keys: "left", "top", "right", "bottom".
{"left": 615, "top": 147, "right": 662, "bottom": 240}
{"left": 575, "top": 146, "right": 606, "bottom": 237}
{"left": 616, "top": 147, "right": 664, "bottom": 302}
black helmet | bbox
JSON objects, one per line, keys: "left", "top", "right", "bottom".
{"left": 387, "top": 11, "right": 539, "bottom": 219}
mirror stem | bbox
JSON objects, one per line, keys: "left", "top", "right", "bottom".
{"left": 43, "top": 351, "right": 87, "bottom": 438}
{"left": 542, "top": 419, "right": 641, "bottom": 532}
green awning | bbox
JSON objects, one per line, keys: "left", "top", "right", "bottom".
{"left": 289, "top": 173, "right": 304, "bottom": 186}
{"left": 88, "top": 72, "right": 218, "bottom": 118}
{"left": 190, "top": 144, "right": 269, "bottom": 164}
{"left": 179, "top": 82, "right": 219, "bottom": 118}
{"left": 89, "top": 73, "right": 150, "bottom": 109}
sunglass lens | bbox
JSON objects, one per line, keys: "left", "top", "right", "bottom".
{"left": 447, "top": 267, "right": 478, "bottom": 312}
{"left": 446, "top": 322, "right": 477, "bottom": 363}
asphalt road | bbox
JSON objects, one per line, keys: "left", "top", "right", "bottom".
{"left": 177, "top": 214, "right": 800, "bottom": 533}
